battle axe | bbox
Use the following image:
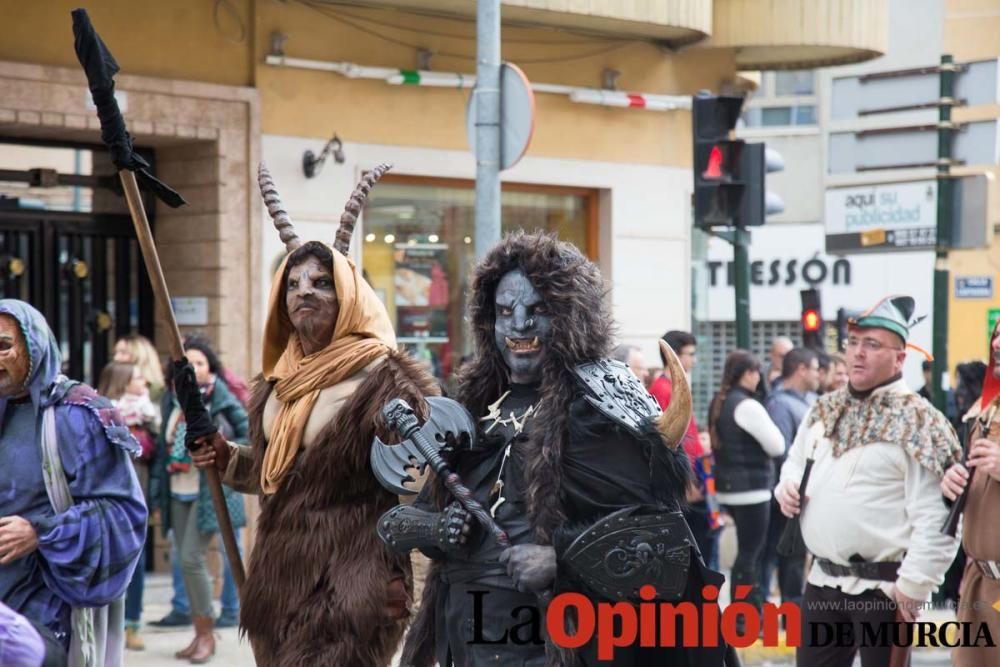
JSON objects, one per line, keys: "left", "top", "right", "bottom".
{"left": 376, "top": 398, "right": 510, "bottom": 548}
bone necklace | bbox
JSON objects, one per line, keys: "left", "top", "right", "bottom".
{"left": 481, "top": 390, "right": 539, "bottom": 517}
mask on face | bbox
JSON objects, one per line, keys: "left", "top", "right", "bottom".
{"left": 0, "top": 314, "right": 30, "bottom": 398}
{"left": 285, "top": 254, "right": 339, "bottom": 352}
{"left": 493, "top": 269, "right": 552, "bottom": 385}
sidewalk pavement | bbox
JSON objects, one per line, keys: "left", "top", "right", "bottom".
{"left": 124, "top": 574, "right": 254, "bottom": 667}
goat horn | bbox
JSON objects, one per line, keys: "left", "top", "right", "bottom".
{"left": 258, "top": 162, "right": 302, "bottom": 253}
{"left": 655, "top": 340, "right": 692, "bottom": 449}
{"left": 334, "top": 162, "right": 392, "bottom": 256}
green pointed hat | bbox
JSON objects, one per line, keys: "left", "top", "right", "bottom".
{"left": 849, "top": 295, "right": 926, "bottom": 343}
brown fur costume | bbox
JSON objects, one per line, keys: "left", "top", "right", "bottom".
{"left": 239, "top": 351, "right": 439, "bottom": 666}
{"left": 401, "top": 232, "right": 692, "bottom": 667}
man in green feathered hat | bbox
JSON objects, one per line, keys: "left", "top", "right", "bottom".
{"left": 774, "top": 295, "right": 962, "bottom": 666}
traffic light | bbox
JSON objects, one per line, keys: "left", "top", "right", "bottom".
{"left": 739, "top": 144, "right": 786, "bottom": 227}
{"left": 692, "top": 93, "right": 746, "bottom": 228}
{"left": 692, "top": 93, "right": 785, "bottom": 228}
{"left": 801, "top": 288, "right": 823, "bottom": 350}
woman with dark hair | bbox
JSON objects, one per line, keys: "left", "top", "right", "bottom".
{"left": 708, "top": 350, "right": 785, "bottom": 623}
{"left": 151, "top": 336, "right": 248, "bottom": 663}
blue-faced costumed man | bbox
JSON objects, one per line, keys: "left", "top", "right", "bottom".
{"left": 0, "top": 300, "right": 147, "bottom": 666}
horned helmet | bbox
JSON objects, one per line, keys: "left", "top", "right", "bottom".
{"left": 257, "top": 161, "right": 391, "bottom": 256}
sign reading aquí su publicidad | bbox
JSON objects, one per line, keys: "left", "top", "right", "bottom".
{"left": 825, "top": 180, "right": 937, "bottom": 253}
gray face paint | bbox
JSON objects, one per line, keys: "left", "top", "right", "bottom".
{"left": 493, "top": 269, "right": 552, "bottom": 385}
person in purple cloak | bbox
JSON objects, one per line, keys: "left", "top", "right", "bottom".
{"left": 0, "top": 299, "right": 147, "bottom": 665}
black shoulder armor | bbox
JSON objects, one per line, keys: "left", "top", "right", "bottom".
{"left": 574, "top": 358, "right": 661, "bottom": 437}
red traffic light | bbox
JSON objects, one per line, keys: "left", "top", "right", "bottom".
{"left": 802, "top": 309, "right": 821, "bottom": 332}
{"left": 703, "top": 145, "right": 723, "bottom": 179}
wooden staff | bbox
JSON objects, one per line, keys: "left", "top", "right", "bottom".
{"left": 119, "top": 173, "right": 246, "bottom": 592}
{"left": 71, "top": 8, "right": 245, "bottom": 590}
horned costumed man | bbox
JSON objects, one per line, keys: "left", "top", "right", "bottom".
{"left": 187, "top": 165, "right": 439, "bottom": 665}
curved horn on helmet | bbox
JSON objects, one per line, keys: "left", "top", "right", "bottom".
{"left": 334, "top": 162, "right": 392, "bottom": 256}
{"left": 654, "top": 339, "right": 692, "bottom": 449}
{"left": 258, "top": 163, "right": 302, "bottom": 253}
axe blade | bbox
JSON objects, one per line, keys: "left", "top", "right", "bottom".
{"left": 370, "top": 434, "right": 425, "bottom": 496}
{"left": 370, "top": 396, "right": 477, "bottom": 496}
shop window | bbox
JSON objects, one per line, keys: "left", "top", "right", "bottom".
{"left": 362, "top": 177, "right": 596, "bottom": 385}
{"left": 774, "top": 70, "right": 815, "bottom": 96}
{"left": 741, "top": 105, "right": 817, "bottom": 128}
{"left": 761, "top": 107, "right": 793, "bottom": 127}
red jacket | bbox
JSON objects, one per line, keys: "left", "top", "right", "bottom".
{"left": 649, "top": 374, "right": 701, "bottom": 466}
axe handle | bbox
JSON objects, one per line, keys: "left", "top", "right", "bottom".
{"left": 403, "top": 424, "right": 509, "bottom": 548}
{"left": 120, "top": 170, "right": 246, "bottom": 592}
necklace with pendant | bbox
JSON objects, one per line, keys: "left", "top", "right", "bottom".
{"left": 481, "top": 390, "right": 539, "bottom": 516}
{"left": 480, "top": 390, "right": 539, "bottom": 436}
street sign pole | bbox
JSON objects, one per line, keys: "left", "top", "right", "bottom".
{"left": 714, "top": 228, "right": 752, "bottom": 349}
{"left": 474, "top": 0, "right": 501, "bottom": 259}
{"left": 932, "top": 54, "right": 957, "bottom": 412}
{"left": 734, "top": 228, "right": 752, "bottom": 349}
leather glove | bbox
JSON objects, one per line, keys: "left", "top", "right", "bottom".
{"left": 170, "top": 359, "right": 217, "bottom": 451}
{"left": 439, "top": 502, "right": 473, "bottom": 551}
{"left": 376, "top": 502, "right": 472, "bottom": 554}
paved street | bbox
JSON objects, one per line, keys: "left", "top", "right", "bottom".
{"left": 124, "top": 574, "right": 255, "bottom": 666}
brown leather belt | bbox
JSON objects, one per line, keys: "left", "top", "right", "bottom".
{"left": 816, "top": 558, "right": 900, "bottom": 582}
{"left": 975, "top": 559, "right": 1000, "bottom": 581}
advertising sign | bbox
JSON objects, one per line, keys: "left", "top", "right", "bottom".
{"left": 393, "top": 243, "right": 449, "bottom": 342}
{"left": 825, "top": 180, "right": 937, "bottom": 252}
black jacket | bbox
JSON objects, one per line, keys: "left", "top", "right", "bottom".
{"left": 712, "top": 387, "right": 775, "bottom": 494}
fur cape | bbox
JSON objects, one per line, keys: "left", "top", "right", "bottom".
{"left": 402, "top": 232, "right": 691, "bottom": 667}
{"left": 239, "top": 350, "right": 439, "bottom": 667}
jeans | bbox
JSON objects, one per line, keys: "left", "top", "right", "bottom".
{"left": 171, "top": 498, "right": 214, "bottom": 617}
{"left": 170, "top": 531, "right": 189, "bottom": 616}
{"left": 124, "top": 459, "right": 149, "bottom": 623}
{"left": 124, "top": 544, "right": 146, "bottom": 623}
{"left": 219, "top": 528, "right": 243, "bottom": 615}
{"left": 171, "top": 527, "right": 242, "bottom": 615}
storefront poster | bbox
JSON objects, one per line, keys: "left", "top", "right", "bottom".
{"left": 394, "top": 243, "right": 449, "bottom": 341}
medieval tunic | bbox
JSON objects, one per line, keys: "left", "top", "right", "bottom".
{"left": 953, "top": 395, "right": 1000, "bottom": 667}
{"left": 0, "top": 301, "right": 146, "bottom": 655}
{"left": 778, "top": 378, "right": 961, "bottom": 602}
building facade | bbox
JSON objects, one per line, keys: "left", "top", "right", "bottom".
{"left": 0, "top": 0, "right": 887, "bottom": 552}
{"left": 693, "top": 0, "right": 1000, "bottom": 419}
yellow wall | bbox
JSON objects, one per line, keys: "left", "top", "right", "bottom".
{"left": 254, "top": 0, "right": 736, "bottom": 166}
{"left": 943, "top": 0, "right": 1000, "bottom": 370}
{"left": 948, "top": 248, "right": 1000, "bottom": 367}
{"left": 0, "top": 0, "right": 254, "bottom": 87}
{"left": 943, "top": 0, "right": 1000, "bottom": 62}
{"left": 0, "top": 0, "right": 736, "bottom": 166}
